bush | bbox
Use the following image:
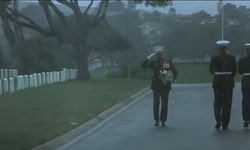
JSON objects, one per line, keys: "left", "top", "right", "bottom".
{"left": 12, "top": 36, "right": 76, "bottom": 74}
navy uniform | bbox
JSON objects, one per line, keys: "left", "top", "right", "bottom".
{"left": 141, "top": 46, "right": 178, "bottom": 127}
{"left": 238, "top": 43, "right": 250, "bottom": 128}
{"left": 209, "top": 40, "right": 237, "bottom": 130}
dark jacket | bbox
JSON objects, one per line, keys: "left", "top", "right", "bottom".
{"left": 209, "top": 53, "right": 237, "bottom": 89}
{"left": 141, "top": 58, "right": 178, "bottom": 91}
{"left": 238, "top": 55, "right": 250, "bottom": 88}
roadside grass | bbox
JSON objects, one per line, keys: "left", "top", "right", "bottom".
{"left": 91, "top": 63, "right": 242, "bottom": 83}
{"left": 0, "top": 79, "right": 150, "bottom": 150}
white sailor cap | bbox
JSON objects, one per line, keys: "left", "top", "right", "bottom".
{"left": 244, "top": 43, "right": 250, "bottom": 48}
{"left": 152, "top": 46, "right": 165, "bottom": 53}
{"left": 216, "top": 40, "right": 230, "bottom": 46}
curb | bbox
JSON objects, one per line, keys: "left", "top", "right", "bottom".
{"left": 32, "top": 87, "right": 151, "bottom": 150}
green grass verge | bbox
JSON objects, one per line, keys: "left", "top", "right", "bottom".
{"left": 0, "top": 79, "right": 150, "bottom": 150}
{"left": 91, "top": 63, "right": 242, "bottom": 83}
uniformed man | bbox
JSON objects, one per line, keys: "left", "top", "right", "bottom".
{"left": 238, "top": 43, "right": 250, "bottom": 128}
{"left": 209, "top": 40, "right": 237, "bottom": 130}
{"left": 141, "top": 46, "right": 178, "bottom": 127}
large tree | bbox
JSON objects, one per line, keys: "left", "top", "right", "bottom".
{"left": 0, "top": 0, "right": 172, "bottom": 80}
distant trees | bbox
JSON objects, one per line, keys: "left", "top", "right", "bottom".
{"left": 159, "top": 3, "right": 250, "bottom": 59}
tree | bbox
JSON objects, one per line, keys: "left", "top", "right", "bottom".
{"left": 0, "top": 0, "right": 172, "bottom": 80}
{"left": 0, "top": 0, "right": 24, "bottom": 47}
{"left": 168, "top": 7, "right": 176, "bottom": 15}
{"left": 127, "top": 1, "right": 136, "bottom": 10}
{"left": 107, "top": 1, "right": 125, "bottom": 12}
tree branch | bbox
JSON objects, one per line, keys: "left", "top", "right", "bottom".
{"left": 91, "top": 0, "right": 109, "bottom": 28}
{"left": 44, "top": 0, "right": 70, "bottom": 30}
{"left": 56, "top": 0, "right": 82, "bottom": 25}
{"left": 39, "top": 1, "right": 55, "bottom": 31}
{"left": 9, "top": 16, "right": 52, "bottom": 36}
{"left": 84, "top": 0, "right": 93, "bottom": 14}
{"left": 5, "top": 6, "right": 52, "bottom": 36}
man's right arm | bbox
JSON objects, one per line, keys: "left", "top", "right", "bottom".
{"left": 141, "top": 59, "right": 153, "bottom": 69}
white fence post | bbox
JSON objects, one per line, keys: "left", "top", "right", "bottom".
{"left": 9, "top": 78, "right": 14, "bottom": 93}
{"left": 3, "top": 78, "right": 9, "bottom": 93}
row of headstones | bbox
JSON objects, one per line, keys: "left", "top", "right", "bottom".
{"left": 0, "top": 69, "right": 18, "bottom": 79}
{"left": 0, "top": 68, "right": 77, "bottom": 95}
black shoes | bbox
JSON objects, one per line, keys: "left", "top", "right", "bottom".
{"left": 244, "top": 121, "right": 249, "bottom": 128}
{"left": 155, "top": 121, "right": 159, "bottom": 126}
{"left": 222, "top": 126, "right": 228, "bottom": 130}
{"left": 154, "top": 121, "right": 166, "bottom": 127}
{"left": 161, "top": 122, "right": 166, "bottom": 127}
{"left": 215, "top": 122, "right": 228, "bottom": 130}
{"left": 215, "top": 122, "right": 221, "bottom": 129}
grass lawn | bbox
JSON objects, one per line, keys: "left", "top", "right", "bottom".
{"left": 0, "top": 79, "right": 150, "bottom": 150}
{"left": 92, "top": 63, "right": 242, "bottom": 83}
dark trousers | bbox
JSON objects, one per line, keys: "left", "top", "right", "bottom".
{"left": 213, "top": 88, "right": 233, "bottom": 127}
{"left": 242, "top": 87, "right": 250, "bottom": 122}
{"left": 153, "top": 90, "right": 170, "bottom": 122}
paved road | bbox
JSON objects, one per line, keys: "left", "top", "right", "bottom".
{"left": 60, "top": 84, "right": 250, "bottom": 150}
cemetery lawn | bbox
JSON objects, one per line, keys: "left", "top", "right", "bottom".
{"left": 0, "top": 79, "right": 150, "bottom": 150}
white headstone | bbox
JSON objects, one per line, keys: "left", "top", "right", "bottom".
{"left": 9, "top": 78, "right": 14, "bottom": 93}
{"left": 37, "top": 73, "right": 42, "bottom": 86}
{"left": 42, "top": 72, "right": 46, "bottom": 85}
{"left": 70, "top": 69, "right": 73, "bottom": 79}
{"left": 33, "top": 73, "right": 38, "bottom": 87}
{"left": 0, "top": 80, "right": 2, "bottom": 95}
{"left": 60, "top": 71, "right": 64, "bottom": 82}
{"left": 13, "top": 69, "right": 18, "bottom": 77}
{"left": 17, "top": 76, "right": 22, "bottom": 91}
{"left": 66, "top": 69, "right": 69, "bottom": 80}
{"left": 56, "top": 72, "right": 60, "bottom": 82}
{"left": 3, "top": 78, "right": 9, "bottom": 93}
{"left": 46, "top": 72, "right": 50, "bottom": 84}
{"left": 9, "top": 69, "right": 12, "bottom": 78}
{"left": 75, "top": 69, "right": 78, "bottom": 79}
{"left": 20, "top": 75, "right": 24, "bottom": 90}
{"left": 24, "top": 75, "right": 28, "bottom": 89}
{"left": 53, "top": 71, "right": 56, "bottom": 83}
{"left": 29, "top": 75, "right": 34, "bottom": 87}
{"left": 50, "top": 72, "right": 53, "bottom": 83}
{"left": 0, "top": 69, "right": 4, "bottom": 79}
{"left": 4, "top": 69, "right": 8, "bottom": 78}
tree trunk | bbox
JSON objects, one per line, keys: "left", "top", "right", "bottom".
{"left": 74, "top": 44, "right": 90, "bottom": 80}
